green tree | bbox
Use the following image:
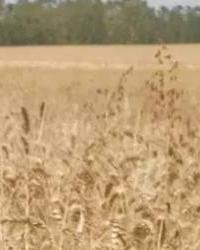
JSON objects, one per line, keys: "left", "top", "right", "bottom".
{"left": 0, "top": 0, "right": 199, "bottom": 45}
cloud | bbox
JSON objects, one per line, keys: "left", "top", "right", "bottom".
{"left": 147, "top": 0, "right": 200, "bottom": 7}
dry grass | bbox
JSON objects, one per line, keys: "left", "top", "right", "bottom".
{"left": 0, "top": 45, "right": 200, "bottom": 250}
{"left": 0, "top": 44, "right": 200, "bottom": 70}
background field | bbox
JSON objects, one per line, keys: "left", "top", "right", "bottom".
{"left": 1, "top": 44, "right": 200, "bottom": 104}
{"left": 1, "top": 45, "right": 200, "bottom": 69}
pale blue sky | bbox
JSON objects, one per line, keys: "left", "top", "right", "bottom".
{"left": 147, "top": 0, "right": 200, "bottom": 7}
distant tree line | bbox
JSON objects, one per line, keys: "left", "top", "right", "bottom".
{"left": 0, "top": 0, "right": 199, "bottom": 45}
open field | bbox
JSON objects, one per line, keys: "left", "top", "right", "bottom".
{"left": 0, "top": 44, "right": 200, "bottom": 70}
{"left": 1, "top": 44, "right": 200, "bottom": 104}
{"left": 1, "top": 45, "right": 200, "bottom": 250}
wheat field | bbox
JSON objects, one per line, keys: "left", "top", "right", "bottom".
{"left": 1, "top": 45, "right": 200, "bottom": 250}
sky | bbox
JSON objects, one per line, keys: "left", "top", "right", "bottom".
{"left": 147, "top": 0, "right": 200, "bottom": 7}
